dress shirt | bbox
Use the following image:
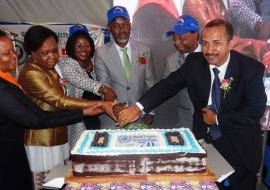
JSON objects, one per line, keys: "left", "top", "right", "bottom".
{"left": 114, "top": 41, "right": 131, "bottom": 68}
{"left": 208, "top": 53, "right": 230, "bottom": 124}
{"left": 208, "top": 53, "right": 230, "bottom": 106}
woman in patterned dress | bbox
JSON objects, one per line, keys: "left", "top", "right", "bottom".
{"left": 58, "top": 25, "right": 116, "bottom": 148}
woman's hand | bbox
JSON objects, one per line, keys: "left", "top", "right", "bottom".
{"left": 82, "top": 102, "right": 103, "bottom": 116}
{"left": 101, "top": 101, "right": 117, "bottom": 121}
{"left": 98, "top": 85, "right": 117, "bottom": 101}
{"left": 83, "top": 101, "right": 116, "bottom": 121}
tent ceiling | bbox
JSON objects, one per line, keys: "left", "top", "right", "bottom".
{"left": 0, "top": 0, "right": 111, "bottom": 27}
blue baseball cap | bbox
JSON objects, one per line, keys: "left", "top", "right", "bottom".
{"left": 68, "top": 24, "right": 89, "bottom": 37}
{"left": 166, "top": 15, "right": 199, "bottom": 36}
{"left": 107, "top": 6, "right": 130, "bottom": 24}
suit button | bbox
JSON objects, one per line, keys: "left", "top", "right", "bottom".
{"left": 127, "top": 87, "right": 130, "bottom": 90}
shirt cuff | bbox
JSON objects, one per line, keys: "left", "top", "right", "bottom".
{"left": 216, "top": 115, "right": 219, "bottom": 125}
{"left": 135, "top": 102, "right": 145, "bottom": 115}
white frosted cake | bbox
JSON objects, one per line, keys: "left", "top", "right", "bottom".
{"left": 71, "top": 128, "right": 207, "bottom": 176}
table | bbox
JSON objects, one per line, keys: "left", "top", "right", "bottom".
{"left": 42, "top": 142, "right": 230, "bottom": 189}
{"left": 64, "top": 168, "right": 218, "bottom": 189}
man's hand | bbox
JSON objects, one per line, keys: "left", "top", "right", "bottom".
{"left": 143, "top": 113, "right": 154, "bottom": 125}
{"left": 98, "top": 85, "right": 117, "bottom": 101}
{"left": 258, "top": 22, "right": 270, "bottom": 41}
{"left": 262, "top": 51, "right": 270, "bottom": 73}
{"left": 201, "top": 107, "right": 217, "bottom": 125}
{"left": 112, "top": 102, "right": 126, "bottom": 120}
{"left": 83, "top": 103, "right": 103, "bottom": 116}
{"left": 118, "top": 104, "right": 142, "bottom": 126}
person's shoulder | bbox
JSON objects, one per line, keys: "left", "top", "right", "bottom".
{"left": 59, "top": 57, "right": 78, "bottom": 67}
{"left": 95, "top": 42, "right": 114, "bottom": 57}
{"left": 0, "top": 78, "right": 15, "bottom": 91}
{"left": 183, "top": 52, "right": 206, "bottom": 70}
{"left": 18, "top": 61, "right": 47, "bottom": 81}
{"left": 167, "top": 51, "right": 179, "bottom": 59}
{"left": 189, "top": 51, "right": 203, "bottom": 57}
{"left": 59, "top": 57, "right": 74, "bottom": 63}
{"left": 19, "top": 61, "right": 40, "bottom": 75}
{"left": 96, "top": 41, "right": 113, "bottom": 51}
{"left": 165, "top": 51, "right": 179, "bottom": 63}
{"left": 0, "top": 78, "right": 7, "bottom": 89}
{"left": 232, "top": 50, "right": 264, "bottom": 70}
{"left": 186, "top": 52, "right": 204, "bottom": 62}
{"left": 130, "top": 39, "right": 150, "bottom": 50}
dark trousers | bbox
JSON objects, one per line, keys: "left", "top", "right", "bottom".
{"left": 212, "top": 136, "right": 257, "bottom": 190}
{"left": 0, "top": 140, "right": 33, "bottom": 190}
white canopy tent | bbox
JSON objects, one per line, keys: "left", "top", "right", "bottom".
{"left": 0, "top": 0, "right": 111, "bottom": 27}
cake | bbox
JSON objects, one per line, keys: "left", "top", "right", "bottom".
{"left": 71, "top": 128, "right": 207, "bottom": 176}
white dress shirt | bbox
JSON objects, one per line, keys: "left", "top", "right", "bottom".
{"left": 208, "top": 53, "right": 231, "bottom": 124}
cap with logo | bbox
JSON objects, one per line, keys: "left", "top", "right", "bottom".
{"left": 68, "top": 24, "right": 89, "bottom": 37}
{"left": 107, "top": 6, "right": 130, "bottom": 24}
{"left": 166, "top": 15, "right": 199, "bottom": 37}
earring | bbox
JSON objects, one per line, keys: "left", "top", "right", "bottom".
{"left": 33, "top": 57, "right": 38, "bottom": 63}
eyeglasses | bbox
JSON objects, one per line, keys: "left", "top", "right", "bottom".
{"left": 110, "top": 22, "right": 130, "bottom": 31}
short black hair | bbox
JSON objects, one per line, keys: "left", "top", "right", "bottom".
{"left": 0, "top": 30, "right": 7, "bottom": 37}
{"left": 203, "top": 19, "right": 234, "bottom": 41}
{"left": 23, "top": 25, "right": 59, "bottom": 54}
{"left": 66, "top": 30, "right": 95, "bottom": 59}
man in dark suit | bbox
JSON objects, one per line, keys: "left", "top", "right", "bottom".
{"left": 118, "top": 19, "right": 267, "bottom": 190}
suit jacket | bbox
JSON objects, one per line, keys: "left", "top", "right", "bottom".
{"left": 18, "top": 61, "right": 90, "bottom": 146}
{"left": 95, "top": 39, "right": 156, "bottom": 128}
{"left": 163, "top": 51, "right": 194, "bottom": 128}
{"left": 139, "top": 50, "right": 266, "bottom": 173}
{"left": 0, "top": 78, "right": 83, "bottom": 142}
{"left": 0, "top": 77, "right": 83, "bottom": 190}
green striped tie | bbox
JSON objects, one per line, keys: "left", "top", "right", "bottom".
{"left": 121, "top": 47, "right": 131, "bottom": 80}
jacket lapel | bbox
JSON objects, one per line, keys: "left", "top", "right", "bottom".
{"left": 220, "top": 51, "right": 239, "bottom": 109}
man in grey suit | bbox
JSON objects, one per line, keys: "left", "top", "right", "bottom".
{"left": 94, "top": 6, "right": 156, "bottom": 129}
{"left": 163, "top": 15, "right": 201, "bottom": 129}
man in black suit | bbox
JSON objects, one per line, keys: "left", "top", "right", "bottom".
{"left": 118, "top": 19, "right": 267, "bottom": 190}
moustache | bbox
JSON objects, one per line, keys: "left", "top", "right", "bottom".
{"left": 205, "top": 53, "right": 218, "bottom": 57}
{"left": 118, "top": 34, "right": 129, "bottom": 38}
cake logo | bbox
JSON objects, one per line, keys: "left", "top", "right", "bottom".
{"left": 118, "top": 135, "right": 131, "bottom": 144}
{"left": 117, "top": 134, "right": 159, "bottom": 147}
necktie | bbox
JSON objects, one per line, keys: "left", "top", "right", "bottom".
{"left": 208, "top": 67, "right": 222, "bottom": 140}
{"left": 121, "top": 47, "right": 131, "bottom": 80}
{"left": 212, "top": 68, "right": 221, "bottom": 111}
